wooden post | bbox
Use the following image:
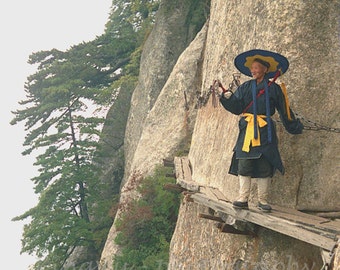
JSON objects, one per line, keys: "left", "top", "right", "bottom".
{"left": 163, "top": 159, "right": 175, "bottom": 167}
{"left": 165, "top": 173, "right": 176, "bottom": 178}
{"left": 198, "top": 213, "right": 224, "bottom": 223}
{"left": 215, "top": 223, "right": 255, "bottom": 236}
{"left": 183, "top": 192, "right": 194, "bottom": 202}
{"left": 163, "top": 183, "right": 185, "bottom": 193}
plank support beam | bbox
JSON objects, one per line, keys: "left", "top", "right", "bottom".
{"left": 216, "top": 222, "right": 255, "bottom": 236}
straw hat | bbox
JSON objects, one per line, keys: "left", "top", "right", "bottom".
{"left": 234, "top": 49, "right": 289, "bottom": 78}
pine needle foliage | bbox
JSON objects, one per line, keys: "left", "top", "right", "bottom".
{"left": 114, "top": 166, "right": 181, "bottom": 269}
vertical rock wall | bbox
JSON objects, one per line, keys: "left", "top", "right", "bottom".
{"left": 123, "top": 0, "right": 208, "bottom": 188}
{"left": 99, "top": 1, "right": 207, "bottom": 270}
{"left": 169, "top": 0, "right": 339, "bottom": 268}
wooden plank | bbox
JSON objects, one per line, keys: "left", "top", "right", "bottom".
{"left": 174, "top": 156, "right": 184, "bottom": 182}
{"left": 209, "top": 187, "right": 231, "bottom": 203}
{"left": 190, "top": 192, "right": 338, "bottom": 251}
{"left": 312, "top": 217, "right": 340, "bottom": 232}
{"left": 316, "top": 212, "right": 340, "bottom": 219}
{"left": 269, "top": 211, "right": 337, "bottom": 237}
{"left": 181, "top": 156, "right": 193, "bottom": 182}
{"left": 177, "top": 179, "right": 200, "bottom": 192}
{"left": 200, "top": 186, "right": 219, "bottom": 201}
{"left": 174, "top": 156, "right": 200, "bottom": 191}
{"left": 271, "top": 205, "right": 340, "bottom": 233}
{"left": 297, "top": 206, "right": 340, "bottom": 212}
{"left": 163, "top": 159, "right": 174, "bottom": 167}
{"left": 272, "top": 204, "right": 329, "bottom": 223}
{"left": 270, "top": 210, "right": 340, "bottom": 235}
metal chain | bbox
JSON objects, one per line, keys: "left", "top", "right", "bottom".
{"left": 295, "top": 112, "right": 340, "bottom": 133}
{"left": 209, "top": 75, "right": 241, "bottom": 107}
{"left": 223, "top": 72, "right": 241, "bottom": 96}
{"left": 210, "top": 79, "right": 220, "bottom": 108}
{"left": 275, "top": 112, "right": 340, "bottom": 133}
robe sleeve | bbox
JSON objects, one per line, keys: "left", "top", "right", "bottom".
{"left": 219, "top": 84, "right": 245, "bottom": 115}
{"left": 274, "top": 84, "right": 304, "bottom": 134}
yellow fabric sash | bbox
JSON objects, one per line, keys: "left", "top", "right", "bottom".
{"left": 280, "top": 82, "right": 292, "bottom": 120}
{"left": 242, "top": 113, "right": 268, "bottom": 152}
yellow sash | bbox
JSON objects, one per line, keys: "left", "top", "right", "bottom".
{"left": 280, "top": 82, "right": 292, "bottom": 121}
{"left": 242, "top": 113, "right": 267, "bottom": 152}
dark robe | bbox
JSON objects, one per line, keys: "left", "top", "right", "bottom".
{"left": 220, "top": 78, "right": 303, "bottom": 176}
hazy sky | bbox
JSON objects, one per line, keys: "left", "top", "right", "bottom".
{"left": 0, "top": 1, "right": 112, "bottom": 268}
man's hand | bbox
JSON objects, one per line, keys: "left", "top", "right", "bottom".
{"left": 223, "top": 90, "right": 233, "bottom": 99}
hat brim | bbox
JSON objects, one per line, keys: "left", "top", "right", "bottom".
{"left": 234, "top": 49, "right": 289, "bottom": 78}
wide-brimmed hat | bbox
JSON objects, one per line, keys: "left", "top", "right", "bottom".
{"left": 234, "top": 49, "right": 289, "bottom": 78}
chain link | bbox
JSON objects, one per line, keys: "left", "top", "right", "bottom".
{"left": 205, "top": 73, "right": 241, "bottom": 108}
{"left": 295, "top": 113, "right": 340, "bottom": 133}
{"left": 274, "top": 112, "right": 339, "bottom": 133}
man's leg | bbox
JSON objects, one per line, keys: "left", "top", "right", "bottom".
{"left": 257, "top": 177, "right": 272, "bottom": 212}
{"left": 255, "top": 157, "right": 273, "bottom": 212}
{"left": 233, "top": 158, "right": 253, "bottom": 209}
{"left": 233, "top": 175, "right": 251, "bottom": 209}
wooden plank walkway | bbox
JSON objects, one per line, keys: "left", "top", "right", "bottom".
{"left": 173, "top": 156, "right": 340, "bottom": 253}
{"left": 174, "top": 156, "right": 200, "bottom": 192}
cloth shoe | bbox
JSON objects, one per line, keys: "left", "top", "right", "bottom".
{"left": 232, "top": 201, "right": 249, "bottom": 209}
{"left": 257, "top": 202, "right": 272, "bottom": 212}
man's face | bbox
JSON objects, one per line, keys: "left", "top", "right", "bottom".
{"left": 250, "top": 61, "right": 268, "bottom": 81}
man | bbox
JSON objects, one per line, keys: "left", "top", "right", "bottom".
{"left": 220, "top": 49, "right": 303, "bottom": 212}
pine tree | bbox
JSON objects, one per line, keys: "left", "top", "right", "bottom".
{"left": 11, "top": 45, "right": 108, "bottom": 268}
{"left": 10, "top": 1, "right": 161, "bottom": 268}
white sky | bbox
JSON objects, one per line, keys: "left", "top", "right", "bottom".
{"left": 0, "top": 1, "right": 112, "bottom": 269}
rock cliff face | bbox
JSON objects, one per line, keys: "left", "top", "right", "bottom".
{"left": 123, "top": 0, "right": 208, "bottom": 187}
{"left": 99, "top": 0, "right": 208, "bottom": 268}
{"left": 100, "top": 0, "right": 340, "bottom": 269}
{"left": 169, "top": 0, "right": 339, "bottom": 268}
